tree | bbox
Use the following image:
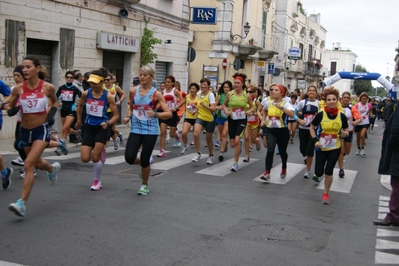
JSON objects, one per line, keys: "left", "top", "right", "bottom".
{"left": 140, "top": 25, "right": 162, "bottom": 66}
{"left": 385, "top": 76, "right": 391, "bottom": 82}
{"left": 353, "top": 64, "right": 373, "bottom": 96}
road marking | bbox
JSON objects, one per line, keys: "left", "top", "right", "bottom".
{"left": 152, "top": 153, "right": 208, "bottom": 170}
{"left": 381, "top": 175, "right": 392, "bottom": 190}
{"left": 316, "top": 168, "right": 357, "bottom": 193}
{"left": 0, "top": 261, "right": 25, "bottom": 266}
{"left": 377, "top": 229, "right": 399, "bottom": 237}
{"left": 376, "top": 239, "right": 399, "bottom": 249}
{"left": 196, "top": 157, "right": 258, "bottom": 177}
{"left": 253, "top": 163, "right": 305, "bottom": 184}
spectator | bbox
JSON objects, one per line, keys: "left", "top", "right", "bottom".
{"left": 383, "top": 96, "right": 394, "bottom": 123}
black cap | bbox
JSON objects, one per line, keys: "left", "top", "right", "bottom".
{"left": 84, "top": 72, "right": 90, "bottom": 78}
{"left": 133, "top": 77, "right": 140, "bottom": 84}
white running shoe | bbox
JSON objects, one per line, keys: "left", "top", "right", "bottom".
{"left": 192, "top": 153, "right": 201, "bottom": 162}
{"left": 355, "top": 149, "right": 360, "bottom": 155}
{"left": 11, "top": 157, "right": 24, "bottom": 166}
{"left": 113, "top": 137, "right": 120, "bottom": 150}
{"left": 90, "top": 180, "right": 102, "bottom": 191}
{"left": 181, "top": 145, "right": 190, "bottom": 155}
{"left": 206, "top": 155, "right": 214, "bottom": 165}
{"left": 360, "top": 149, "right": 365, "bottom": 156}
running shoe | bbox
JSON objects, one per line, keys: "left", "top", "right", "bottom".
{"left": 54, "top": 147, "right": 62, "bottom": 156}
{"left": 243, "top": 157, "right": 250, "bottom": 162}
{"left": 355, "top": 149, "right": 360, "bottom": 155}
{"left": 181, "top": 145, "right": 190, "bottom": 155}
{"left": 113, "top": 137, "right": 120, "bottom": 150}
{"left": 47, "top": 162, "right": 61, "bottom": 186}
{"left": 231, "top": 163, "right": 238, "bottom": 172}
{"left": 312, "top": 174, "right": 322, "bottom": 183}
{"left": 173, "top": 141, "right": 182, "bottom": 148}
{"left": 280, "top": 168, "right": 287, "bottom": 179}
{"left": 76, "top": 129, "right": 82, "bottom": 142}
{"left": 137, "top": 184, "right": 149, "bottom": 195}
{"left": 100, "top": 148, "right": 107, "bottom": 164}
{"left": 2, "top": 167, "right": 13, "bottom": 190}
{"left": 260, "top": 171, "right": 270, "bottom": 181}
{"left": 304, "top": 170, "right": 311, "bottom": 179}
{"left": 276, "top": 148, "right": 280, "bottom": 155}
{"left": 339, "top": 169, "right": 345, "bottom": 178}
{"left": 149, "top": 155, "right": 154, "bottom": 164}
{"left": 90, "top": 180, "right": 102, "bottom": 191}
{"left": 19, "top": 169, "right": 37, "bottom": 179}
{"left": 119, "top": 132, "right": 124, "bottom": 146}
{"left": 190, "top": 141, "right": 195, "bottom": 146}
{"left": 249, "top": 145, "right": 253, "bottom": 152}
{"left": 59, "top": 139, "right": 69, "bottom": 155}
{"left": 218, "top": 152, "right": 224, "bottom": 162}
{"left": 9, "top": 199, "right": 26, "bottom": 217}
{"left": 360, "top": 149, "right": 365, "bottom": 156}
{"left": 157, "top": 149, "right": 166, "bottom": 157}
{"left": 11, "top": 157, "right": 24, "bottom": 166}
{"left": 322, "top": 193, "right": 330, "bottom": 205}
{"left": 215, "top": 140, "right": 220, "bottom": 148}
{"left": 192, "top": 152, "right": 201, "bottom": 162}
{"left": 206, "top": 155, "right": 214, "bottom": 165}
{"left": 256, "top": 138, "right": 261, "bottom": 151}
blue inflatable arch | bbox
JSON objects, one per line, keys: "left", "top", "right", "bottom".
{"left": 323, "top": 71, "right": 397, "bottom": 99}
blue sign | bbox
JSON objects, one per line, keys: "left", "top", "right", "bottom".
{"left": 192, "top": 7, "right": 217, "bottom": 24}
{"left": 268, "top": 63, "right": 275, "bottom": 74}
{"left": 338, "top": 71, "right": 381, "bottom": 80}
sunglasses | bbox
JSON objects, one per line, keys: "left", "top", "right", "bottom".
{"left": 66, "top": 76, "right": 74, "bottom": 79}
{"left": 246, "top": 91, "right": 253, "bottom": 93}
{"left": 104, "top": 79, "right": 111, "bottom": 81}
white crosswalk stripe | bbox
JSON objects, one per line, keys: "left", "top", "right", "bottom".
{"left": 253, "top": 162, "right": 305, "bottom": 184}
{"left": 316, "top": 168, "right": 357, "bottom": 193}
{"left": 374, "top": 195, "right": 399, "bottom": 264}
{"left": 196, "top": 157, "right": 259, "bottom": 177}
{"left": 152, "top": 153, "right": 209, "bottom": 170}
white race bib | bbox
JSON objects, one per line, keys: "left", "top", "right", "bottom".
{"left": 231, "top": 107, "right": 246, "bottom": 120}
{"left": 269, "top": 116, "right": 281, "bottom": 128}
{"left": 20, "top": 92, "right": 47, "bottom": 114}
{"left": 61, "top": 90, "right": 73, "bottom": 101}
{"left": 86, "top": 99, "right": 105, "bottom": 117}
{"left": 320, "top": 133, "right": 337, "bottom": 149}
{"left": 133, "top": 104, "right": 151, "bottom": 121}
{"left": 304, "top": 114, "right": 314, "bottom": 126}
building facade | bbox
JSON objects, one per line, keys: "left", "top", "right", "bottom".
{"left": 272, "top": 0, "right": 327, "bottom": 93}
{"left": 323, "top": 43, "right": 357, "bottom": 95}
{"left": 188, "top": 0, "right": 279, "bottom": 90}
{"left": 0, "top": 0, "right": 190, "bottom": 137}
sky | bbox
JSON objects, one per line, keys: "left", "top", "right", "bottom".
{"left": 300, "top": 0, "right": 398, "bottom": 86}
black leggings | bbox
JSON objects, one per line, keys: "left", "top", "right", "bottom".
{"left": 14, "top": 121, "right": 27, "bottom": 161}
{"left": 314, "top": 148, "right": 341, "bottom": 176}
{"left": 264, "top": 128, "right": 290, "bottom": 171}
{"left": 125, "top": 133, "right": 158, "bottom": 168}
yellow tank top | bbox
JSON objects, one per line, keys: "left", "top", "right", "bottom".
{"left": 104, "top": 84, "right": 117, "bottom": 113}
{"left": 185, "top": 94, "right": 198, "bottom": 120}
{"left": 197, "top": 92, "right": 213, "bottom": 122}
{"left": 266, "top": 100, "right": 287, "bottom": 128}
{"left": 318, "top": 110, "right": 343, "bottom": 151}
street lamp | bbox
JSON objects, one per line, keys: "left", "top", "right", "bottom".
{"left": 231, "top": 22, "right": 251, "bottom": 41}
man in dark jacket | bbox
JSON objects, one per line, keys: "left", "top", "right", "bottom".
{"left": 374, "top": 101, "right": 399, "bottom": 226}
{"left": 383, "top": 96, "right": 394, "bottom": 123}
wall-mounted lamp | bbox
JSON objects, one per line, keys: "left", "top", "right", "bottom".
{"left": 118, "top": 6, "right": 129, "bottom": 18}
{"left": 231, "top": 22, "right": 251, "bottom": 41}
{"left": 165, "top": 40, "right": 172, "bottom": 44}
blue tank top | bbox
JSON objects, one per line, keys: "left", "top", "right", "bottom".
{"left": 85, "top": 88, "right": 109, "bottom": 126}
{"left": 130, "top": 86, "right": 159, "bottom": 135}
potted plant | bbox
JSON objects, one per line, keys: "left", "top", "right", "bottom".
{"left": 248, "top": 38, "right": 254, "bottom": 45}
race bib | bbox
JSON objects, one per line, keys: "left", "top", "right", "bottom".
{"left": 186, "top": 103, "right": 198, "bottom": 114}
{"left": 269, "top": 116, "right": 281, "bottom": 128}
{"left": 133, "top": 104, "right": 151, "bottom": 120}
{"left": 20, "top": 92, "right": 47, "bottom": 114}
{"left": 247, "top": 115, "right": 256, "bottom": 122}
{"left": 320, "top": 133, "right": 337, "bottom": 149}
{"left": 304, "top": 114, "right": 314, "bottom": 126}
{"left": 231, "top": 107, "right": 246, "bottom": 120}
{"left": 167, "top": 100, "right": 175, "bottom": 109}
{"left": 86, "top": 99, "right": 105, "bottom": 117}
{"left": 61, "top": 90, "right": 73, "bottom": 101}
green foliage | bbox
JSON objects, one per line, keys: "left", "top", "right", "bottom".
{"left": 354, "top": 64, "right": 373, "bottom": 96}
{"left": 140, "top": 26, "right": 162, "bottom": 66}
{"left": 298, "top": 2, "right": 307, "bottom": 16}
{"left": 374, "top": 86, "right": 388, "bottom": 97}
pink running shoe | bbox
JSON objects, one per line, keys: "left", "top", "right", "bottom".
{"left": 90, "top": 180, "right": 102, "bottom": 191}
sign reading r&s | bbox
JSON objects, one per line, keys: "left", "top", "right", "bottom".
{"left": 192, "top": 7, "right": 217, "bottom": 24}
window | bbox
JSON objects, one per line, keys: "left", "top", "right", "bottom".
{"left": 239, "top": 59, "right": 245, "bottom": 69}
{"left": 299, "top": 43, "right": 304, "bottom": 60}
{"left": 308, "top": 44, "right": 313, "bottom": 61}
{"left": 330, "top": 62, "right": 337, "bottom": 76}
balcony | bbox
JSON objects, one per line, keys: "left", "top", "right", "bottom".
{"left": 258, "top": 34, "right": 279, "bottom": 60}
{"left": 303, "top": 63, "right": 322, "bottom": 76}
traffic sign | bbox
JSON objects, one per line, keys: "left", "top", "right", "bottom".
{"left": 273, "top": 68, "right": 281, "bottom": 77}
{"left": 222, "top": 59, "right": 227, "bottom": 70}
{"left": 187, "top": 47, "right": 196, "bottom": 62}
{"left": 288, "top": 47, "right": 301, "bottom": 60}
{"left": 233, "top": 59, "right": 241, "bottom": 70}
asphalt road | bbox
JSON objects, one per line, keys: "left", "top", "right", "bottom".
{"left": 0, "top": 121, "right": 398, "bottom": 266}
